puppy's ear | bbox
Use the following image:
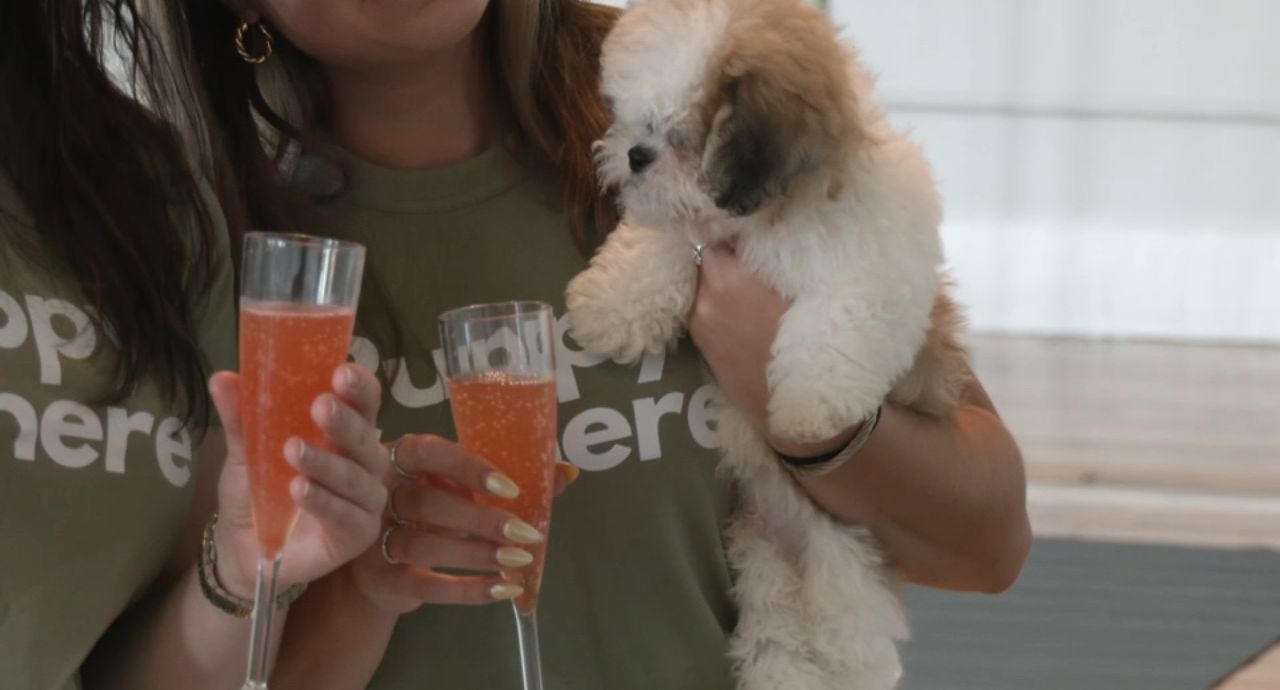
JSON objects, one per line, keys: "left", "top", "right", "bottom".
{"left": 698, "top": 12, "right": 861, "bottom": 217}
{"left": 699, "top": 75, "right": 789, "bottom": 216}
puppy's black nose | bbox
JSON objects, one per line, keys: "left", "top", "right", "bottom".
{"left": 628, "top": 145, "right": 656, "bottom": 173}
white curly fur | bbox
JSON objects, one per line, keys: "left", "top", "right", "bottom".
{"left": 567, "top": 1, "right": 967, "bottom": 688}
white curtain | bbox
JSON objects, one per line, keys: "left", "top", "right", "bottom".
{"left": 828, "top": 0, "right": 1280, "bottom": 343}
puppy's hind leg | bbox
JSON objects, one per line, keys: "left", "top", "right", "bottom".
{"left": 766, "top": 293, "right": 925, "bottom": 445}
{"left": 889, "top": 287, "right": 970, "bottom": 417}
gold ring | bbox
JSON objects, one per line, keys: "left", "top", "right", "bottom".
{"left": 388, "top": 435, "right": 415, "bottom": 478}
{"left": 380, "top": 524, "right": 402, "bottom": 565}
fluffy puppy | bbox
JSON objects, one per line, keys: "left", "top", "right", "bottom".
{"left": 567, "top": 0, "right": 969, "bottom": 688}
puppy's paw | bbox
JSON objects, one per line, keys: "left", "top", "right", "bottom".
{"left": 564, "top": 221, "right": 697, "bottom": 364}
{"left": 565, "top": 276, "right": 645, "bottom": 364}
{"left": 567, "top": 270, "right": 685, "bottom": 364}
{"left": 767, "top": 373, "right": 881, "bottom": 445}
{"left": 767, "top": 389, "right": 854, "bottom": 445}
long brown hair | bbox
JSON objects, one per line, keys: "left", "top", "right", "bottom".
{"left": 166, "top": 0, "right": 619, "bottom": 255}
{"left": 0, "top": 1, "right": 219, "bottom": 424}
{"left": 495, "top": 1, "right": 619, "bottom": 252}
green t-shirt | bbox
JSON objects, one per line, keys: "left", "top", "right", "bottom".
{"left": 0, "top": 179, "right": 237, "bottom": 690}
{"left": 298, "top": 147, "right": 737, "bottom": 689}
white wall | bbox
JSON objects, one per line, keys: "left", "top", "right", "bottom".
{"left": 827, "top": 0, "right": 1280, "bottom": 343}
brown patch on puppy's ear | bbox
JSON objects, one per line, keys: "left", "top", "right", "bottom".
{"left": 698, "top": 0, "right": 863, "bottom": 217}
{"left": 700, "top": 75, "right": 788, "bottom": 216}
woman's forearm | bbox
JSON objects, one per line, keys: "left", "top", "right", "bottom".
{"left": 795, "top": 382, "right": 1031, "bottom": 593}
{"left": 83, "top": 433, "right": 273, "bottom": 689}
{"left": 83, "top": 564, "right": 281, "bottom": 689}
{"left": 271, "top": 568, "right": 399, "bottom": 690}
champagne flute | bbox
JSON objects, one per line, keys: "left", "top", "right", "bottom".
{"left": 239, "top": 232, "right": 365, "bottom": 690}
{"left": 439, "top": 301, "right": 558, "bottom": 690}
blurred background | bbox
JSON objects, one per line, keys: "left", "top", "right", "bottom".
{"left": 598, "top": 1, "right": 1280, "bottom": 688}
{"left": 820, "top": 5, "right": 1279, "bottom": 689}
{"left": 827, "top": 0, "right": 1278, "bottom": 344}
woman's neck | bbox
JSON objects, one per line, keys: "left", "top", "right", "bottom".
{"left": 324, "top": 33, "right": 497, "bottom": 170}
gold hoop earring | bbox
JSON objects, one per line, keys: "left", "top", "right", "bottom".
{"left": 234, "top": 21, "right": 274, "bottom": 65}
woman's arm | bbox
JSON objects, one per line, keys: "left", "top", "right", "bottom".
{"left": 84, "top": 365, "right": 389, "bottom": 689}
{"left": 83, "top": 431, "right": 267, "bottom": 688}
{"left": 690, "top": 245, "right": 1031, "bottom": 593}
{"left": 791, "top": 382, "right": 1030, "bottom": 593}
{"left": 269, "top": 566, "right": 400, "bottom": 690}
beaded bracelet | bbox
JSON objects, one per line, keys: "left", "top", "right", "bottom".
{"left": 197, "top": 513, "right": 307, "bottom": 619}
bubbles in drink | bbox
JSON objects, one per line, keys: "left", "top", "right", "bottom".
{"left": 240, "top": 300, "right": 356, "bottom": 558}
{"left": 448, "top": 371, "right": 558, "bottom": 613}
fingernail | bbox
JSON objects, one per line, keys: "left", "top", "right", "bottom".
{"left": 342, "top": 365, "right": 358, "bottom": 389}
{"left": 485, "top": 472, "right": 520, "bottom": 499}
{"left": 557, "top": 461, "right": 580, "bottom": 486}
{"left": 284, "top": 438, "right": 306, "bottom": 467}
{"left": 312, "top": 395, "right": 334, "bottom": 425}
{"left": 503, "top": 518, "right": 544, "bottom": 545}
{"left": 490, "top": 583, "right": 524, "bottom": 601}
{"left": 496, "top": 546, "right": 534, "bottom": 568}
{"left": 290, "top": 476, "right": 308, "bottom": 501}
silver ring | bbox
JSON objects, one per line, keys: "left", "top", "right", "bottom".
{"left": 378, "top": 527, "right": 399, "bottom": 563}
{"left": 387, "top": 484, "right": 408, "bottom": 525}
{"left": 692, "top": 242, "right": 706, "bottom": 266}
{"left": 388, "top": 435, "right": 415, "bottom": 478}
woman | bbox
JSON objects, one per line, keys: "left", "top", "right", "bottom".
{"left": 0, "top": 3, "right": 387, "bottom": 689}
{"left": 167, "top": 1, "right": 1031, "bottom": 688}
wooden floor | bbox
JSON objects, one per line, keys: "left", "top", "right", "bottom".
{"left": 970, "top": 335, "right": 1280, "bottom": 688}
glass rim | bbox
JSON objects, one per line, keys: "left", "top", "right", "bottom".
{"left": 243, "top": 230, "right": 365, "bottom": 253}
{"left": 438, "top": 300, "right": 554, "bottom": 326}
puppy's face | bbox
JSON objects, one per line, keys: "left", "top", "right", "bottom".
{"left": 596, "top": 0, "right": 861, "bottom": 233}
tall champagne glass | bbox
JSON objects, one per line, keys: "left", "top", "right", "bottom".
{"left": 439, "top": 301, "right": 558, "bottom": 690}
{"left": 239, "top": 232, "right": 365, "bottom": 690}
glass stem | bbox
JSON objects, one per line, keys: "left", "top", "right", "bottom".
{"left": 243, "top": 556, "right": 282, "bottom": 690}
{"left": 512, "top": 603, "right": 544, "bottom": 690}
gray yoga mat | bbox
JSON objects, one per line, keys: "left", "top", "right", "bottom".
{"left": 899, "top": 539, "right": 1280, "bottom": 690}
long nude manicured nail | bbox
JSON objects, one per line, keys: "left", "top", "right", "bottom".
{"left": 485, "top": 472, "right": 520, "bottom": 499}
{"left": 557, "top": 461, "right": 580, "bottom": 486}
{"left": 503, "top": 518, "right": 544, "bottom": 545}
{"left": 496, "top": 546, "right": 534, "bottom": 568}
{"left": 490, "top": 584, "right": 524, "bottom": 601}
